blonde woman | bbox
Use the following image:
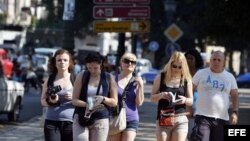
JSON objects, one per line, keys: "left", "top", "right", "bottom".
{"left": 150, "top": 51, "right": 193, "bottom": 141}
{"left": 108, "top": 52, "right": 144, "bottom": 141}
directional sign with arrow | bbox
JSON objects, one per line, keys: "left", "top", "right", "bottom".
{"left": 94, "top": 21, "right": 150, "bottom": 33}
{"left": 96, "top": 8, "right": 105, "bottom": 17}
{"left": 94, "top": 0, "right": 150, "bottom": 4}
{"left": 93, "top": 6, "right": 150, "bottom": 19}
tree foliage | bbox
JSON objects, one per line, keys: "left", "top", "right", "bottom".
{"left": 177, "top": 0, "right": 250, "bottom": 50}
{"left": 40, "top": 0, "right": 250, "bottom": 70}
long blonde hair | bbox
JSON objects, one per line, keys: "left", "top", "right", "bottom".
{"left": 162, "top": 51, "right": 192, "bottom": 85}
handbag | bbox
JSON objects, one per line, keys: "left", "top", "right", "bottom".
{"left": 108, "top": 101, "right": 127, "bottom": 135}
{"left": 108, "top": 76, "right": 134, "bottom": 136}
{"left": 159, "top": 108, "right": 175, "bottom": 126}
{"left": 78, "top": 112, "right": 95, "bottom": 127}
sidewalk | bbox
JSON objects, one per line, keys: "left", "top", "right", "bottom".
{"left": 0, "top": 116, "right": 43, "bottom": 141}
{"left": 0, "top": 98, "right": 157, "bottom": 141}
{"left": 1, "top": 85, "right": 249, "bottom": 141}
{"left": 0, "top": 85, "right": 157, "bottom": 141}
{"left": 0, "top": 112, "right": 156, "bottom": 141}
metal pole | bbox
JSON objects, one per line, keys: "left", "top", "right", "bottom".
{"left": 132, "top": 33, "right": 137, "bottom": 55}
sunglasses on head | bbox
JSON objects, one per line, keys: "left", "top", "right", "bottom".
{"left": 172, "top": 64, "right": 182, "bottom": 69}
{"left": 123, "top": 59, "right": 136, "bottom": 65}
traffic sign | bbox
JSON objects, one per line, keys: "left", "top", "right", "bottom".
{"left": 148, "top": 41, "right": 159, "bottom": 52}
{"left": 165, "top": 42, "right": 181, "bottom": 58}
{"left": 94, "top": 0, "right": 150, "bottom": 4}
{"left": 94, "top": 21, "right": 150, "bottom": 33}
{"left": 93, "top": 6, "right": 150, "bottom": 19}
{"left": 164, "top": 23, "right": 183, "bottom": 42}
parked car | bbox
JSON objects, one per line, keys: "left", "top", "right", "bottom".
{"left": 0, "top": 63, "right": 24, "bottom": 121}
{"left": 140, "top": 68, "right": 159, "bottom": 84}
{"left": 136, "top": 58, "right": 153, "bottom": 76}
{"left": 135, "top": 58, "right": 159, "bottom": 84}
{"left": 34, "top": 47, "right": 59, "bottom": 57}
{"left": 237, "top": 72, "right": 250, "bottom": 88}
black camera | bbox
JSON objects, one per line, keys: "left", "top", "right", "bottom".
{"left": 47, "top": 85, "right": 62, "bottom": 99}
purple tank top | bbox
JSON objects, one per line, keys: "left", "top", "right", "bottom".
{"left": 117, "top": 83, "right": 139, "bottom": 122}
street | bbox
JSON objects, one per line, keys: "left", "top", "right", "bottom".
{"left": 0, "top": 85, "right": 250, "bottom": 141}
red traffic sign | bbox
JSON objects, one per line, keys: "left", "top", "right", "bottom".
{"left": 93, "top": 6, "right": 150, "bottom": 19}
{"left": 94, "top": 0, "right": 150, "bottom": 4}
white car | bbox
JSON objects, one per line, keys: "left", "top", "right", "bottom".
{"left": 34, "top": 47, "right": 59, "bottom": 57}
{"left": 0, "top": 75, "right": 24, "bottom": 121}
{"left": 136, "top": 58, "right": 153, "bottom": 76}
{"left": 136, "top": 58, "right": 159, "bottom": 84}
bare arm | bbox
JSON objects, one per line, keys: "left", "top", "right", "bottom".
{"left": 72, "top": 72, "right": 88, "bottom": 107}
{"left": 103, "top": 75, "right": 118, "bottom": 107}
{"left": 150, "top": 74, "right": 164, "bottom": 103}
{"left": 182, "top": 79, "right": 193, "bottom": 106}
{"left": 41, "top": 79, "right": 49, "bottom": 106}
{"left": 230, "top": 89, "right": 239, "bottom": 125}
{"left": 230, "top": 89, "right": 239, "bottom": 112}
{"left": 135, "top": 76, "right": 144, "bottom": 106}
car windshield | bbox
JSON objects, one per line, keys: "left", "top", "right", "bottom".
{"left": 37, "top": 58, "right": 46, "bottom": 66}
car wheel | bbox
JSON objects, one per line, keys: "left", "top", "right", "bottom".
{"left": 8, "top": 98, "right": 21, "bottom": 122}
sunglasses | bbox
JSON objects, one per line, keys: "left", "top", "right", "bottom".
{"left": 123, "top": 59, "right": 136, "bottom": 65}
{"left": 172, "top": 64, "right": 182, "bottom": 69}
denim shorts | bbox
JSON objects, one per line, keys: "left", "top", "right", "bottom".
{"left": 124, "top": 120, "right": 139, "bottom": 132}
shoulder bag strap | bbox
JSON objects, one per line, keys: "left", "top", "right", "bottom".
{"left": 121, "top": 76, "right": 134, "bottom": 101}
{"left": 96, "top": 76, "right": 102, "bottom": 96}
{"left": 47, "top": 74, "right": 56, "bottom": 87}
{"left": 80, "top": 70, "right": 89, "bottom": 101}
{"left": 184, "top": 80, "right": 187, "bottom": 96}
{"left": 70, "top": 73, "right": 75, "bottom": 85}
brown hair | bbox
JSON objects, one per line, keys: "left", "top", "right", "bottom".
{"left": 48, "top": 49, "right": 74, "bottom": 74}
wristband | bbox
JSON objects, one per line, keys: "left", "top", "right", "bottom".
{"left": 232, "top": 110, "right": 238, "bottom": 116}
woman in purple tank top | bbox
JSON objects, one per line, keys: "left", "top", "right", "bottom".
{"left": 108, "top": 52, "right": 144, "bottom": 141}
